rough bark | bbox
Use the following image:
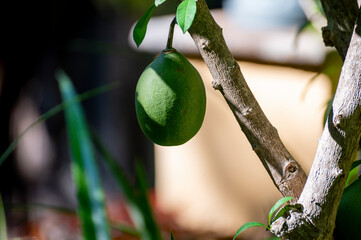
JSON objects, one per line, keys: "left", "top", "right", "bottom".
{"left": 321, "top": 0, "right": 359, "bottom": 60}
{"left": 185, "top": 0, "right": 361, "bottom": 238}
{"left": 272, "top": 6, "right": 361, "bottom": 239}
{"left": 187, "top": 0, "right": 307, "bottom": 200}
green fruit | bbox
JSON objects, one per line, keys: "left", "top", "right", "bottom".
{"left": 135, "top": 48, "right": 206, "bottom": 146}
{"left": 334, "top": 177, "right": 361, "bottom": 239}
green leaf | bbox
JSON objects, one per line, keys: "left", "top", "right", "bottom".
{"left": 170, "top": 230, "right": 175, "bottom": 240}
{"left": 133, "top": 3, "right": 157, "bottom": 47}
{"left": 0, "top": 80, "right": 119, "bottom": 167}
{"left": 111, "top": 223, "right": 140, "bottom": 237}
{"left": 57, "top": 70, "right": 110, "bottom": 240}
{"left": 176, "top": 0, "right": 197, "bottom": 33}
{"left": 233, "top": 222, "right": 267, "bottom": 240}
{"left": 268, "top": 196, "right": 293, "bottom": 225}
{"left": 351, "top": 160, "right": 361, "bottom": 171}
{"left": 91, "top": 132, "right": 162, "bottom": 240}
{"left": 130, "top": 162, "right": 163, "bottom": 240}
{"left": 155, "top": 0, "right": 167, "bottom": 7}
{"left": 345, "top": 160, "right": 361, "bottom": 186}
{"left": 0, "top": 194, "right": 7, "bottom": 240}
{"left": 271, "top": 203, "right": 303, "bottom": 225}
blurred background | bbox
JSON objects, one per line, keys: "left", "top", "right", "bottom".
{"left": 0, "top": 0, "right": 342, "bottom": 239}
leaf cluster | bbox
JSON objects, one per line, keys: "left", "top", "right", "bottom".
{"left": 133, "top": 0, "right": 197, "bottom": 47}
{"left": 233, "top": 197, "right": 295, "bottom": 239}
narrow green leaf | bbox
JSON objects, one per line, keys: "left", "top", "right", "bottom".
{"left": 57, "top": 70, "right": 110, "bottom": 240}
{"left": 90, "top": 131, "right": 134, "bottom": 203}
{"left": 233, "top": 222, "right": 267, "bottom": 240}
{"left": 133, "top": 3, "right": 156, "bottom": 47}
{"left": 0, "top": 194, "right": 8, "bottom": 240}
{"left": 323, "top": 96, "right": 334, "bottom": 125}
{"left": 170, "top": 230, "right": 175, "bottom": 240}
{"left": 346, "top": 160, "right": 361, "bottom": 186}
{"left": 271, "top": 203, "right": 303, "bottom": 225}
{"left": 176, "top": 0, "right": 197, "bottom": 33}
{"left": 91, "top": 132, "right": 162, "bottom": 240}
{"left": 111, "top": 222, "right": 140, "bottom": 237}
{"left": 0, "top": 81, "right": 119, "bottom": 167}
{"left": 155, "top": 0, "right": 167, "bottom": 7}
{"left": 268, "top": 197, "right": 293, "bottom": 225}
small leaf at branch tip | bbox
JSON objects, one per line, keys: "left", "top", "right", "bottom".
{"left": 176, "top": 0, "right": 197, "bottom": 34}
{"left": 268, "top": 196, "right": 293, "bottom": 225}
{"left": 133, "top": 3, "right": 156, "bottom": 47}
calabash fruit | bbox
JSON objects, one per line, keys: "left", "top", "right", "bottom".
{"left": 135, "top": 48, "right": 206, "bottom": 146}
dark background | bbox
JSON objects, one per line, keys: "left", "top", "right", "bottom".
{"left": 0, "top": 0, "right": 223, "bottom": 232}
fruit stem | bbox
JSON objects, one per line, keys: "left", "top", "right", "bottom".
{"left": 166, "top": 17, "right": 177, "bottom": 50}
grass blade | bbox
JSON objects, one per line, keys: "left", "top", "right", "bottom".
{"left": 0, "top": 194, "right": 7, "bottom": 240}
{"left": 57, "top": 70, "right": 110, "bottom": 240}
{"left": 90, "top": 132, "right": 162, "bottom": 240}
{"left": 170, "top": 230, "right": 175, "bottom": 240}
{"left": 133, "top": 162, "right": 162, "bottom": 240}
{"left": 233, "top": 222, "right": 267, "bottom": 240}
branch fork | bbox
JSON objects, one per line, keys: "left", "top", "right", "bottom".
{"left": 187, "top": 0, "right": 361, "bottom": 238}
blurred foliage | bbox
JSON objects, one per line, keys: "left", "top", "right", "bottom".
{"left": 91, "top": 0, "right": 221, "bottom": 17}
{"left": 91, "top": 0, "right": 177, "bottom": 16}
{"left": 57, "top": 71, "right": 162, "bottom": 240}
{"left": 313, "top": 0, "right": 324, "bottom": 15}
{"left": 0, "top": 195, "right": 7, "bottom": 240}
{"left": 58, "top": 70, "right": 111, "bottom": 240}
{"left": 91, "top": 131, "right": 162, "bottom": 240}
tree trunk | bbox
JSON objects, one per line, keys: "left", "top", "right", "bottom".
{"left": 188, "top": 0, "right": 361, "bottom": 238}
{"left": 272, "top": 6, "right": 361, "bottom": 238}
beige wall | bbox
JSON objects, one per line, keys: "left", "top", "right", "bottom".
{"left": 155, "top": 59, "right": 332, "bottom": 239}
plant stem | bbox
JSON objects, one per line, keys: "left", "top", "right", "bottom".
{"left": 166, "top": 17, "right": 177, "bottom": 50}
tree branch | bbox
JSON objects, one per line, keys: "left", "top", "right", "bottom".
{"left": 187, "top": 0, "right": 361, "bottom": 238}
{"left": 187, "top": 0, "right": 307, "bottom": 200}
{"left": 272, "top": 6, "right": 361, "bottom": 239}
{"left": 321, "top": 0, "right": 359, "bottom": 60}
